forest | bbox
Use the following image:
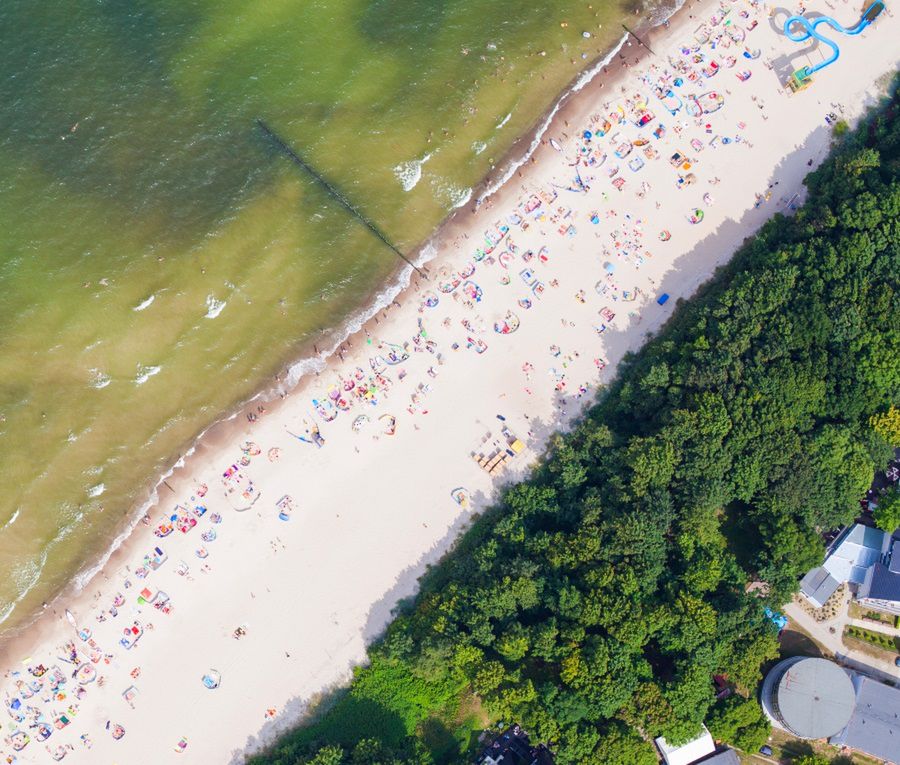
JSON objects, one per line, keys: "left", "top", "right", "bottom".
{"left": 249, "top": 89, "right": 900, "bottom": 765}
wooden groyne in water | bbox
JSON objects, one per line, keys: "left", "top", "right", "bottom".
{"left": 256, "top": 119, "right": 425, "bottom": 277}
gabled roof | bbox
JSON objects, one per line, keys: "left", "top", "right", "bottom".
{"left": 800, "top": 566, "right": 841, "bottom": 608}
{"left": 822, "top": 524, "right": 887, "bottom": 585}
{"left": 889, "top": 539, "right": 900, "bottom": 574}
{"left": 859, "top": 562, "right": 900, "bottom": 603}
{"left": 830, "top": 676, "right": 900, "bottom": 763}
{"left": 476, "top": 726, "right": 552, "bottom": 765}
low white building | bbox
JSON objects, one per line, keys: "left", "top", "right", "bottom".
{"left": 799, "top": 524, "right": 891, "bottom": 608}
{"left": 655, "top": 726, "right": 715, "bottom": 765}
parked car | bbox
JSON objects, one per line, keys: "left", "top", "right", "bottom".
{"left": 759, "top": 745, "right": 773, "bottom": 756}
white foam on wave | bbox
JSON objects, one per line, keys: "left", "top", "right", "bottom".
{"left": 2, "top": 509, "right": 20, "bottom": 531}
{"left": 496, "top": 112, "right": 512, "bottom": 130}
{"left": 205, "top": 295, "right": 226, "bottom": 319}
{"left": 652, "top": 0, "right": 686, "bottom": 24}
{"left": 30, "top": 18, "right": 678, "bottom": 634}
{"left": 472, "top": 141, "right": 487, "bottom": 156}
{"left": 0, "top": 553, "right": 47, "bottom": 627}
{"left": 432, "top": 178, "right": 473, "bottom": 209}
{"left": 71, "top": 431, "right": 202, "bottom": 593}
{"left": 393, "top": 153, "right": 432, "bottom": 192}
{"left": 89, "top": 368, "right": 111, "bottom": 389}
{"left": 133, "top": 294, "right": 155, "bottom": 312}
{"left": 21, "top": 239, "right": 444, "bottom": 627}
{"left": 56, "top": 510, "right": 85, "bottom": 542}
{"left": 475, "top": 31, "right": 630, "bottom": 207}
{"left": 284, "top": 240, "right": 439, "bottom": 389}
{"left": 88, "top": 483, "right": 105, "bottom": 498}
{"left": 451, "top": 187, "right": 473, "bottom": 208}
{"left": 135, "top": 365, "right": 161, "bottom": 385}
{"left": 1, "top": 508, "right": 87, "bottom": 627}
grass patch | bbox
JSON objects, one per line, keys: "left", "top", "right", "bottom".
{"left": 739, "top": 728, "right": 883, "bottom": 765}
{"left": 250, "top": 657, "right": 471, "bottom": 764}
{"left": 847, "top": 602, "right": 896, "bottom": 625}
{"left": 844, "top": 625, "right": 900, "bottom": 655}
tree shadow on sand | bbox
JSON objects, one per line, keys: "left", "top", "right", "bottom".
{"left": 232, "top": 695, "right": 408, "bottom": 765}
{"left": 227, "top": 112, "right": 900, "bottom": 764}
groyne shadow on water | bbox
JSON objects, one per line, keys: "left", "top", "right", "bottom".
{"left": 255, "top": 118, "right": 426, "bottom": 278}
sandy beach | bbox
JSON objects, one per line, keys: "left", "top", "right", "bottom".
{"left": 3, "top": 1, "right": 898, "bottom": 762}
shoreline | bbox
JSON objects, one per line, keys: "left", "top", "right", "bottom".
{"left": 0, "top": 1, "right": 684, "bottom": 646}
{"left": 2, "top": 0, "right": 898, "bottom": 761}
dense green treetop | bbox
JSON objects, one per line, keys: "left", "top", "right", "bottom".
{"left": 252, "top": 88, "right": 900, "bottom": 765}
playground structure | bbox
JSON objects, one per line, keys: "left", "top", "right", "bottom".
{"left": 783, "top": 1, "right": 885, "bottom": 92}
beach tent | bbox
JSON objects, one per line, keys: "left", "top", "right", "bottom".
{"left": 75, "top": 663, "right": 96, "bottom": 684}
{"left": 202, "top": 670, "right": 221, "bottom": 689}
{"left": 451, "top": 488, "right": 470, "bottom": 509}
{"left": 658, "top": 90, "right": 683, "bottom": 114}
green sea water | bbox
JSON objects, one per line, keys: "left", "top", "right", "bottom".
{"left": 0, "top": 0, "right": 643, "bottom": 635}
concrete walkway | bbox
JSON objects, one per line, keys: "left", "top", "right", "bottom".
{"left": 848, "top": 616, "right": 900, "bottom": 637}
{"left": 784, "top": 600, "right": 900, "bottom": 684}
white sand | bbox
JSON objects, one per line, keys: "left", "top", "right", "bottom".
{"left": 3, "top": 1, "right": 899, "bottom": 762}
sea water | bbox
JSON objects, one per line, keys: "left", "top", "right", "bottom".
{"left": 0, "top": 0, "right": 654, "bottom": 637}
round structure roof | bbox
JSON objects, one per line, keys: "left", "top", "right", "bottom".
{"left": 775, "top": 657, "right": 855, "bottom": 739}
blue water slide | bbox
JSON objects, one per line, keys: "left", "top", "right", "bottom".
{"left": 783, "top": 1, "right": 885, "bottom": 77}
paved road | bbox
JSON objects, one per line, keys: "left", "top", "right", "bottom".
{"left": 784, "top": 599, "right": 900, "bottom": 683}
{"left": 849, "top": 615, "right": 900, "bottom": 636}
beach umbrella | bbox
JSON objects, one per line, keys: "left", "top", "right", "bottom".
{"left": 604, "top": 262, "right": 615, "bottom": 273}
{"left": 202, "top": 670, "right": 221, "bottom": 689}
{"left": 583, "top": 130, "right": 592, "bottom": 140}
